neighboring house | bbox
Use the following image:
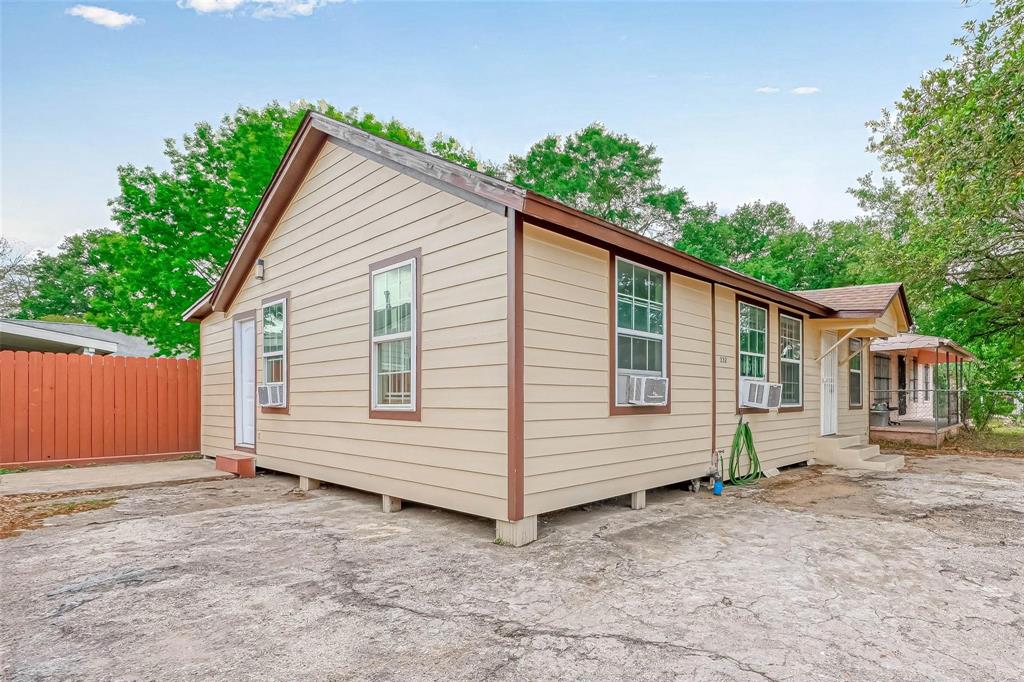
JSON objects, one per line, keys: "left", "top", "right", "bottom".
{"left": 868, "top": 333, "right": 974, "bottom": 446}
{"left": 0, "top": 319, "right": 160, "bottom": 357}
{"left": 183, "top": 112, "right": 912, "bottom": 545}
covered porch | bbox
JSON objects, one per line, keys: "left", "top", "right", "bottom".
{"left": 799, "top": 283, "right": 914, "bottom": 470}
{"left": 868, "top": 334, "right": 974, "bottom": 447}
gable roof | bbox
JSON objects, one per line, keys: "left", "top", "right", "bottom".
{"left": 795, "top": 283, "right": 913, "bottom": 326}
{"left": 183, "top": 111, "right": 903, "bottom": 323}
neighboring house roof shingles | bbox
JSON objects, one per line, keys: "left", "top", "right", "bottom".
{"left": 0, "top": 319, "right": 160, "bottom": 357}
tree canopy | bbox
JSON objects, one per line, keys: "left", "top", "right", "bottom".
{"left": 17, "top": 101, "right": 482, "bottom": 355}
{"left": 505, "top": 123, "right": 689, "bottom": 243}
{"left": 13, "top": 0, "right": 1023, "bottom": 407}
{"left": 855, "top": 0, "right": 1024, "bottom": 406}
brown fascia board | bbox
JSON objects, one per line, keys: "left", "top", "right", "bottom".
{"left": 205, "top": 114, "right": 328, "bottom": 316}
{"left": 182, "top": 288, "right": 214, "bottom": 322}
{"left": 519, "top": 192, "right": 835, "bottom": 317}
{"left": 186, "top": 110, "right": 835, "bottom": 321}
{"left": 308, "top": 114, "right": 526, "bottom": 215}
{"left": 895, "top": 285, "right": 914, "bottom": 328}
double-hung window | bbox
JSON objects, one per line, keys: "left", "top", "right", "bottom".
{"left": 261, "top": 297, "right": 287, "bottom": 404}
{"left": 614, "top": 258, "right": 666, "bottom": 406}
{"left": 849, "top": 339, "right": 862, "bottom": 407}
{"left": 371, "top": 257, "right": 417, "bottom": 411}
{"left": 779, "top": 313, "right": 802, "bottom": 407}
{"left": 738, "top": 301, "right": 768, "bottom": 382}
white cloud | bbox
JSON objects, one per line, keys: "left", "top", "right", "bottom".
{"left": 178, "top": 0, "right": 344, "bottom": 19}
{"left": 790, "top": 86, "right": 821, "bottom": 95}
{"left": 754, "top": 86, "right": 781, "bottom": 94}
{"left": 180, "top": 0, "right": 247, "bottom": 12}
{"left": 65, "top": 5, "right": 142, "bottom": 29}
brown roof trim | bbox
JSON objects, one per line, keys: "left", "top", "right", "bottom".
{"left": 895, "top": 285, "right": 914, "bottom": 328}
{"left": 310, "top": 114, "right": 525, "bottom": 215}
{"left": 796, "top": 283, "right": 913, "bottom": 329}
{"left": 182, "top": 288, "right": 214, "bottom": 322}
{"left": 209, "top": 114, "right": 328, "bottom": 316}
{"left": 182, "top": 110, "right": 883, "bottom": 323}
{"left": 520, "top": 192, "right": 833, "bottom": 317}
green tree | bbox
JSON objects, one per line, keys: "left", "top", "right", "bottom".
{"left": 20, "top": 101, "right": 480, "bottom": 356}
{"left": 0, "top": 237, "right": 33, "bottom": 316}
{"left": 856, "top": 0, "right": 1024, "bottom": 405}
{"left": 674, "top": 201, "right": 885, "bottom": 291}
{"left": 18, "top": 230, "right": 118, "bottom": 322}
{"left": 505, "top": 123, "right": 688, "bottom": 242}
{"left": 862, "top": 0, "right": 1024, "bottom": 348}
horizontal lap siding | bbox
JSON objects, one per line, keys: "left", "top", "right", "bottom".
{"left": 838, "top": 345, "right": 868, "bottom": 437}
{"left": 200, "top": 142, "right": 508, "bottom": 519}
{"left": 714, "top": 288, "right": 820, "bottom": 467}
{"left": 522, "top": 225, "right": 715, "bottom": 516}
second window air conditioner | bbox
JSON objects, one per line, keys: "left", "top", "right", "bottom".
{"left": 740, "top": 378, "right": 783, "bottom": 409}
{"left": 627, "top": 375, "right": 669, "bottom": 406}
{"left": 257, "top": 383, "right": 286, "bottom": 408}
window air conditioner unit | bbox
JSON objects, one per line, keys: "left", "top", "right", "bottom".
{"left": 740, "top": 379, "right": 783, "bottom": 409}
{"left": 257, "top": 383, "right": 286, "bottom": 408}
{"left": 627, "top": 375, "right": 669, "bottom": 406}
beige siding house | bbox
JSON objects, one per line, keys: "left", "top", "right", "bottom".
{"left": 185, "top": 113, "right": 913, "bottom": 545}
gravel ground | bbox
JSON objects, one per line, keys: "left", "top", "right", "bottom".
{"left": 1, "top": 455, "right": 1022, "bottom": 681}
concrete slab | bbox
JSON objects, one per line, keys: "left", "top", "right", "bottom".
{"left": 0, "top": 459, "right": 233, "bottom": 496}
{"left": 1, "top": 455, "right": 1022, "bottom": 679}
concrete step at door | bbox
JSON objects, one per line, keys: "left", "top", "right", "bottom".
{"left": 863, "top": 453, "right": 905, "bottom": 471}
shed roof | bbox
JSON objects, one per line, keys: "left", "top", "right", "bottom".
{"left": 870, "top": 333, "right": 974, "bottom": 361}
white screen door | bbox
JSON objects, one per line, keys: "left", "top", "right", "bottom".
{"left": 234, "top": 317, "right": 256, "bottom": 448}
{"left": 820, "top": 331, "right": 838, "bottom": 436}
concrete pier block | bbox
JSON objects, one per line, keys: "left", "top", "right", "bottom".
{"left": 630, "top": 490, "right": 647, "bottom": 510}
{"left": 382, "top": 495, "right": 402, "bottom": 513}
{"left": 298, "top": 476, "right": 320, "bottom": 491}
{"left": 495, "top": 516, "right": 538, "bottom": 547}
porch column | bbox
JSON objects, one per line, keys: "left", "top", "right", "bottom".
{"left": 946, "top": 350, "right": 951, "bottom": 425}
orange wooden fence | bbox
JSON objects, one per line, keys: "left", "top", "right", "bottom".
{"left": 0, "top": 352, "right": 200, "bottom": 467}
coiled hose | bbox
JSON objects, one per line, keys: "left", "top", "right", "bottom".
{"left": 728, "top": 416, "right": 762, "bottom": 485}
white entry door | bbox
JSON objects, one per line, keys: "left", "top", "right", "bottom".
{"left": 820, "top": 331, "right": 838, "bottom": 436}
{"left": 234, "top": 317, "right": 256, "bottom": 448}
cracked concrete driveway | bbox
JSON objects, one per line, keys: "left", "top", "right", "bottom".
{"left": 2, "top": 455, "right": 1022, "bottom": 681}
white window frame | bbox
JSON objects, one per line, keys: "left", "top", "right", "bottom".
{"left": 849, "top": 338, "right": 862, "bottom": 407}
{"left": 370, "top": 257, "right": 417, "bottom": 412}
{"left": 614, "top": 257, "right": 667, "bottom": 407}
{"left": 261, "top": 297, "right": 287, "bottom": 405}
{"left": 779, "top": 312, "right": 803, "bottom": 407}
{"left": 738, "top": 301, "right": 768, "bottom": 382}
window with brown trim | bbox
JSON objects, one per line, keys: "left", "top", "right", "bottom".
{"left": 369, "top": 249, "right": 422, "bottom": 420}
{"left": 848, "top": 338, "right": 862, "bottom": 408}
{"left": 612, "top": 257, "right": 668, "bottom": 409}
{"left": 778, "top": 312, "right": 802, "bottom": 408}
{"left": 738, "top": 300, "right": 768, "bottom": 381}
{"left": 736, "top": 297, "right": 770, "bottom": 414}
{"left": 260, "top": 295, "right": 288, "bottom": 411}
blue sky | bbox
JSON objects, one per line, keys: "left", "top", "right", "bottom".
{"left": 1, "top": 1, "right": 989, "bottom": 252}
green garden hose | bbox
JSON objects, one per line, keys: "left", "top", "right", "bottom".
{"left": 728, "top": 416, "right": 762, "bottom": 485}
